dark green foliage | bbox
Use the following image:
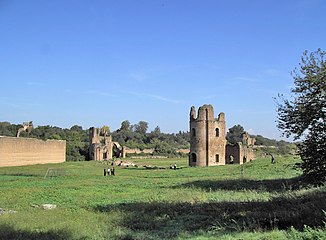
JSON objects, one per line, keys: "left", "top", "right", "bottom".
{"left": 299, "top": 122, "right": 326, "bottom": 183}
{"left": 134, "top": 121, "right": 149, "bottom": 134}
{"left": 277, "top": 49, "right": 326, "bottom": 139}
{"left": 66, "top": 142, "right": 87, "bottom": 161}
{"left": 120, "top": 120, "right": 131, "bottom": 131}
{"left": 70, "top": 125, "right": 83, "bottom": 132}
{"left": 151, "top": 138, "right": 176, "bottom": 156}
{"left": 152, "top": 126, "right": 161, "bottom": 136}
{"left": 226, "top": 124, "right": 244, "bottom": 144}
{"left": 0, "top": 122, "right": 20, "bottom": 137}
{"left": 111, "top": 121, "right": 190, "bottom": 155}
{"left": 276, "top": 49, "right": 326, "bottom": 183}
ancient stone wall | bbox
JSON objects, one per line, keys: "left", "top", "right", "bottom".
{"left": 124, "top": 148, "right": 154, "bottom": 155}
{"left": 226, "top": 143, "right": 242, "bottom": 164}
{"left": 0, "top": 136, "right": 66, "bottom": 167}
{"left": 242, "top": 132, "right": 256, "bottom": 146}
{"left": 226, "top": 143, "right": 255, "bottom": 164}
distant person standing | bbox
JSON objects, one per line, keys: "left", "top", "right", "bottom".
{"left": 229, "top": 155, "right": 234, "bottom": 164}
{"left": 270, "top": 154, "right": 275, "bottom": 164}
{"left": 111, "top": 167, "right": 115, "bottom": 176}
{"left": 103, "top": 168, "right": 107, "bottom": 176}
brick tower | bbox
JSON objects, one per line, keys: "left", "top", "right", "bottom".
{"left": 189, "top": 104, "right": 227, "bottom": 166}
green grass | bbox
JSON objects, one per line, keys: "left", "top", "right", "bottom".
{"left": 0, "top": 157, "right": 325, "bottom": 239}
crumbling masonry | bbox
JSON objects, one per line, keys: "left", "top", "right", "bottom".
{"left": 189, "top": 104, "right": 255, "bottom": 166}
{"left": 89, "top": 127, "right": 125, "bottom": 161}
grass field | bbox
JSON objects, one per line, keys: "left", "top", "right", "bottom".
{"left": 0, "top": 157, "right": 325, "bottom": 240}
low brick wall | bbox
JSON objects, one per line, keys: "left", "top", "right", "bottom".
{"left": 0, "top": 136, "right": 66, "bottom": 167}
{"left": 124, "top": 148, "right": 154, "bottom": 154}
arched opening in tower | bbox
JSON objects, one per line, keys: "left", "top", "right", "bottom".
{"left": 215, "top": 154, "right": 219, "bottom": 163}
{"left": 215, "top": 128, "right": 220, "bottom": 137}
{"left": 191, "top": 128, "right": 196, "bottom": 137}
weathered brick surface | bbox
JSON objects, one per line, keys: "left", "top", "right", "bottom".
{"left": 0, "top": 136, "right": 66, "bottom": 167}
{"left": 189, "top": 104, "right": 255, "bottom": 167}
{"left": 189, "top": 104, "right": 227, "bottom": 166}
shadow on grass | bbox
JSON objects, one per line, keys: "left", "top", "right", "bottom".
{"left": 94, "top": 189, "right": 326, "bottom": 239}
{"left": 0, "top": 173, "right": 41, "bottom": 177}
{"left": 176, "top": 176, "right": 307, "bottom": 192}
{"left": 0, "top": 224, "right": 75, "bottom": 240}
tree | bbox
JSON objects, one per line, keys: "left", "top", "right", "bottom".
{"left": 276, "top": 49, "right": 326, "bottom": 183}
{"left": 226, "top": 124, "right": 245, "bottom": 144}
{"left": 70, "top": 125, "right": 83, "bottom": 132}
{"left": 134, "top": 121, "right": 148, "bottom": 134}
{"left": 120, "top": 120, "right": 131, "bottom": 131}
{"left": 0, "top": 122, "right": 15, "bottom": 136}
{"left": 152, "top": 126, "right": 161, "bottom": 136}
{"left": 101, "top": 125, "right": 110, "bottom": 135}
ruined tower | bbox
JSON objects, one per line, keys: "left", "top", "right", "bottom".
{"left": 89, "top": 127, "right": 126, "bottom": 161}
{"left": 189, "top": 104, "right": 227, "bottom": 166}
{"left": 89, "top": 127, "right": 113, "bottom": 161}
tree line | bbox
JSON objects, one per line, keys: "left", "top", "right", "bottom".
{"left": 0, "top": 120, "right": 190, "bottom": 160}
{"left": 0, "top": 119, "right": 296, "bottom": 161}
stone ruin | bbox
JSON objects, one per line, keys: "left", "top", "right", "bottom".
{"left": 225, "top": 132, "right": 255, "bottom": 165}
{"left": 89, "top": 127, "right": 125, "bottom": 161}
{"left": 189, "top": 104, "right": 255, "bottom": 167}
{"left": 16, "top": 121, "right": 33, "bottom": 137}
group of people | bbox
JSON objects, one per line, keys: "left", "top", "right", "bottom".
{"left": 104, "top": 167, "right": 115, "bottom": 176}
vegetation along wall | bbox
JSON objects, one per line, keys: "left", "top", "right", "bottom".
{"left": 0, "top": 136, "right": 66, "bottom": 167}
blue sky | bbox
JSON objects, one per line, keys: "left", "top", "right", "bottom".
{"left": 1, "top": 0, "right": 325, "bottom": 140}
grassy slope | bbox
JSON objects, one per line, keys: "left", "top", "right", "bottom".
{"left": 0, "top": 157, "right": 325, "bottom": 240}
